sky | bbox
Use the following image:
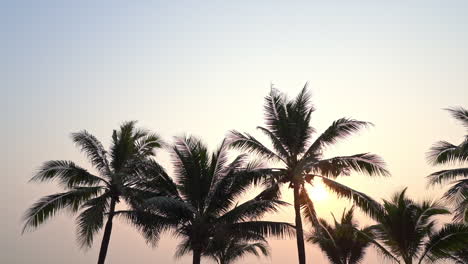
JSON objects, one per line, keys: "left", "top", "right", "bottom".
{"left": 2, "top": 0, "right": 468, "bottom": 263}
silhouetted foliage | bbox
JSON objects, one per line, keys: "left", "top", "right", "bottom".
{"left": 308, "top": 207, "right": 397, "bottom": 264}
{"left": 23, "top": 121, "right": 163, "bottom": 264}
{"left": 366, "top": 188, "right": 468, "bottom": 264}
{"left": 204, "top": 235, "right": 270, "bottom": 264}
{"left": 229, "top": 84, "right": 389, "bottom": 264}
{"left": 427, "top": 106, "right": 468, "bottom": 223}
{"left": 125, "top": 136, "right": 294, "bottom": 264}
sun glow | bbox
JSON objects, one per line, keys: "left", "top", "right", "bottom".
{"left": 306, "top": 179, "right": 329, "bottom": 201}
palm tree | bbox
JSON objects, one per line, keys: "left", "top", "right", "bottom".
{"left": 134, "top": 136, "right": 294, "bottom": 264}
{"left": 307, "top": 207, "right": 394, "bottom": 264}
{"left": 368, "top": 188, "right": 468, "bottom": 264}
{"left": 229, "top": 84, "right": 389, "bottom": 264}
{"left": 427, "top": 107, "right": 468, "bottom": 223}
{"left": 204, "top": 236, "right": 270, "bottom": 264}
{"left": 22, "top": 121, "right": 163, "bottom": 264}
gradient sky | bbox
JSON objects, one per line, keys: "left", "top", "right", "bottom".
{"left": 2, "top": 1, "right": 468, "bottom": 263}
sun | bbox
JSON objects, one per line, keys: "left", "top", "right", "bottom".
{"left": 306, "top": 178, "right": 329, "bottom": 201}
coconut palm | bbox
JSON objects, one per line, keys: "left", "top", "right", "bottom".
{"left": 307, "top": 207, "right": 395, "bottom": 264}
{"left": 133, "top": 136, "right": 294, "bottom": 264}
{"left": 229, "top": 84, "right": 389, "bottom": 264}
{"left": 204, "top": 235, "right": 270, "bottom": 264}
{"left": 22, "top": 121, "right": 163, "bottom": 264}
{"left": 368, "top": 188, "right": 468, "bottom": 264}
{"left": 427, "top": 107, "right": 468, "bottom": 223}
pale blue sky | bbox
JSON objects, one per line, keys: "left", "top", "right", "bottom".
{"left": 2, "top": 1, "right": 468, "bottom": 263}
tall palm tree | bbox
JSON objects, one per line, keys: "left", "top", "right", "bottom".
{"left": 133, "top": 136, "right": 294, "bottom": 264}
{"left": 204, "top": 236, "right": 270, "bottom": 264}
{"left": 427, "top": 107, "right": 468, "bottom": 223}
{"left": 229, "top": 84, "right": 389, "bottom": 264}
{"left": 22, "top": 121, "right": 162, "bottom": 264}
{"left": 307, "top": 207, "right": 395, "bottom": 264}
{"left": 368, "top": 188, "right": 468, "bottom": 264}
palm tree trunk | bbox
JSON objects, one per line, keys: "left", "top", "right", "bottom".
{"left": 293, "top": 183, "right": 307, "bottom": 264}
{"left": 192, "top": 247, "right": 202, "bottom": 264}
{"left": 97, "top": 198, "right": 116, "bottom": 264}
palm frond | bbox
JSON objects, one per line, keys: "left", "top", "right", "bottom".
{"left": 305, "top": 118, "right": 372, "bottom": 158}
{"left": 171, "top": 135, "right": 211, "bottom": 210}
{"left": 110, "top": 120, "right": 139, "bottom": 172}
{"left": 427, "top": 167, "right": 468, "bottom": 186}
{"left": 446, "top": 106, "right": 468, "bottom": 129}
{"left": 76, "top": 193, "right": 110, "bottom": 248}
{"left": 210, "top": 139, "right": 230, "bottom": 181}
{"left": 264, "top": 84, "right": 315, "bottom": 156}
{"left": 71, "top": 131, "right": 110, "bottom": 173}
{"left": 174, "top": 238, "right": 192, "bottom": 259}
{"left": 299, "top": 187, "right": 320, "bottom": 228}
{"left": 320, "top": 177, "right": 384, "bottom": 220}
{"left": 30, "top": 160, "right": 106, "bottom": 188}
{"left": 418, "top": 223, "right": 468, "bottom": 263}
{"left": 427, "top": 141, "right": 467, "bottom": 165}
{"left": 263, "top": 87, "right": 286, "bottom": 131}
{"left": 116, "top": 210, "right": 178, "bottom": 247}
{"left": 254, "top": 183, "right": 282, "bottom": 201}
{"left": 206, "top": 160, "right": 279, "bottom": 216}
{"left": 230, "top": 221, "right": 295, "bottom": 239}
{"left": 221, "top": 240, "right": 270, "bottom": 264}
{"left": 228, "top": 130, "right": 283, "bottom": 162}
{"left": 452, "top": 194, "right": 468, "bottom": 223}
{"left": 443, "top": 179, "right": 468, "bottom": 204}
{"left": 144, "top": 196, "right": 194, "bottom": 220}
{"left": 203, "top": 139, "right": 230, "bottom": 211}
{"left": 218, "top": 199, "right": 288, "bottom": 224}
{"left": 309, "top": 153, "right": 390, "bottom": 178}
{"left": 355, "top": 227, "right": 400, "bottom": 263}
{"left": 134, "top": 132, "right": 163, "bottom": 157}
{"left": 288, "top": 83, "right": 316, "bottom": 155}
{"left": 22, "top": 187, "right": 103, "bottom": 232}
{"left": 257, "top": 126, "right": 290, "bottom": 160}
{"left": 414, "top": 200, "right": 450, "bottom": 230}
{"left": 131, "top": 158, "right": 179, "bottom": 197}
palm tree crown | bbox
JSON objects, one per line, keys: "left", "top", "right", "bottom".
{"left": 308, "top": 207, "right": 381, "bottom": 264}
{"left": 427, "top": 106, "right": 468, "bottom": 223}
{"left": 134, "top": 136, "right": 294, "bottom": 264}
{"left": 229, "top": 84, "right": 389, "bottom": 264}
{"left": 368, "top": 188, "right": 468, "bottom": 264}
{"left": 23, "top": 121, "right": 163, "bottom": 264}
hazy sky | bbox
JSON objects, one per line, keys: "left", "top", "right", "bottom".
{"left": 2, "top": 1, "right": 468, "bottom": 263}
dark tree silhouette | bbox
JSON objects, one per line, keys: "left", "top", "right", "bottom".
{"left": 367, "top": 188, "right": 468, "bottom": 264}
{"left": 229, "top": 84, "right": 389, "bottom": 264}
{"left": 427, "top": 107, "right": 468, "bottom": 223}
{"left": 23, "top": 121, "right": 162, "bottom": 264}
{"left": 307, "top": 207, "right": 396, "bottom": 264}
{"left": 129, "top": 136, "right": 294, "bottom": 264}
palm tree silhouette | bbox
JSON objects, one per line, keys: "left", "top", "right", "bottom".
{"left": 204, "top": 235, "right": 270, "bottom": 264}
{"left": 368, "top": 188, "right": 468, "bottom": 264}
{"left": 133, "top": 136, "right": 294, "bottom": 264}
{"left": 229, "top": 84, "right": 389, "bottom": 264}
{"left": 307, "top": 207, "right": 396, "bottom": 264}
{"left": 22, "top": 121, "right": 162, "bottom": 264}
{"left": 427, "top": 107, "right": 468, "bottom": 223}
